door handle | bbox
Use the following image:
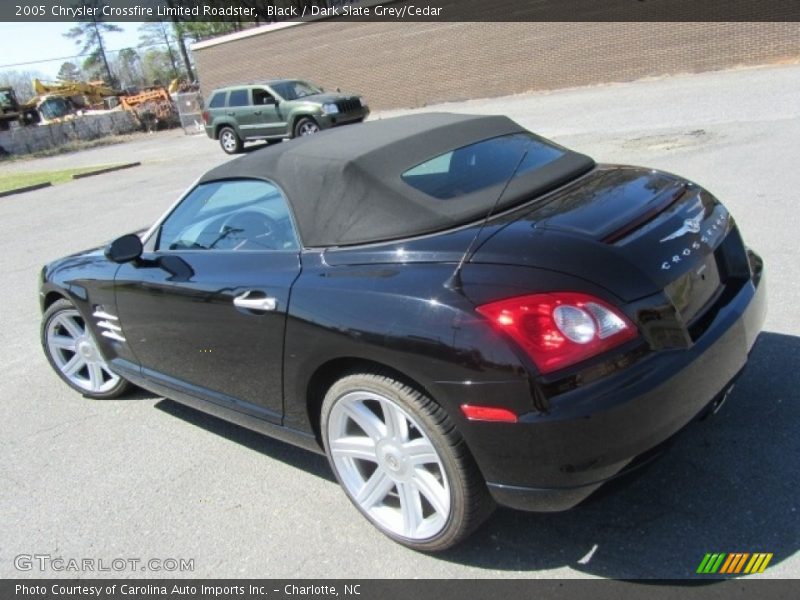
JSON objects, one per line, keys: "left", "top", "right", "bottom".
{"left": 233, "top": 291, "right": 277, "bottom": 312}
{"left": 226, "top": 112, "right": 235, "bottom": 116}
{"left": 253, "top": 110, "right": 262, "bottom": 115}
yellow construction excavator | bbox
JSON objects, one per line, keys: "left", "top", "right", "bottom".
{"left": 32, "top": 78, "right": 117, "bottom": 105}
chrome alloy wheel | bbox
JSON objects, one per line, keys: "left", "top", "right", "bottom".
{"left": 327, "top": 390, "right": 451, "bottom": 540}
{"left": 45, "top": 309, "right": 121, "bottom": 394}
{"left": 297, "top": 121, "right": 320, "bottom": 136}
{"left": 220, "top": 130, "right": 238, "bottom": 152}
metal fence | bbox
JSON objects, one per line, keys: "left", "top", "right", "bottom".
{"left": 175, "top": 92, "right": 204, "bottom": 135}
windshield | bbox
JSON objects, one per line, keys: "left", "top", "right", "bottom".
{"left": 0, "top": 90, "right": 14, "bottom": 108}
{"left": 270, "top": 80, "right": 322, "bottom": 101}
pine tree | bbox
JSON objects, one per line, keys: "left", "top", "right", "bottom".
{"left": 63, "top": 2, "right": 122, "bottom": 87}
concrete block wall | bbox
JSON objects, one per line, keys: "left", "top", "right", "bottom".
{"left": 0, "top": 111, "right": 140, "bottom": 156}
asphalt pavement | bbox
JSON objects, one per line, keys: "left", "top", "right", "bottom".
{"left": 1, "top": 63, "right": 798, "bottom": 579}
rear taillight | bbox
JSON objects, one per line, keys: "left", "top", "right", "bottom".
{"left": 201, "top": 110, "right": 209, "bottom": 124}
{"left": 476, "top": 292, "right": 637, "bottom": 374}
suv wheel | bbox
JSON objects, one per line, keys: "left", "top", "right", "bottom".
{"left": 294, "top": 117, "right": 320, "bottom": 138}
{"left": 219, "top": 126, "right": 243, "bottom": 154}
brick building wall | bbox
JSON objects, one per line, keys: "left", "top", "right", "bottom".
{"left": 192, "top": 22, "right": 800, "bottom": 110}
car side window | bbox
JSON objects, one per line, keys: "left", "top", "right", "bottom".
{"left": 157, "top": 180, "right": 300, "bottom": 252}
{"left": 208, "top": 92, "right": 226, "bottom": 109}
{"left": 228, "top": 89, "right": 249, "bottom": 107}
{"left": 252, "top": 88, "right": 275, "bottom": 105}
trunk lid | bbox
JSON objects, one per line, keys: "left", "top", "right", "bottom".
{"left": 472, "top": 166, "right": 738, "bottom": 325}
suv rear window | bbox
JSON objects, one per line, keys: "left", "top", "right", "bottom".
{"left": 228, "top": 89, "right": 249, "bottom": 107}
{"left": 208, "top": 92, "right": 225, "bottom": 109}
{"left": 401, "top": 133, "right": 565, "bottom": 200}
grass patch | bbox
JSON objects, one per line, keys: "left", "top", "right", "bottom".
{"left": 0, "top": 165, "right": 121, "bottom": 194}
{"left": 0, "top": 135, "right": 133, "bottom": 163}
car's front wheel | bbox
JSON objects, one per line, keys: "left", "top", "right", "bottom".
{"left": 321, "top": 373, "right": 494, "bottom": 551}
{"left": 294, "top": 117, "right": 320, "bottom": 137}
{"left": 218, "top": 126, "right": 243, "bottom": 154}
{"left": 41, "top": 298, "right": 130, "bottom": 399}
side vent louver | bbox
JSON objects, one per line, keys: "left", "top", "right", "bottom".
{"left": 92, "top": 308, "right": 126, "bottom": 343}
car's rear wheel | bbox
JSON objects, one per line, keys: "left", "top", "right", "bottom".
{"left": 321, "top": 373, "right": 494, "bottom": 551}
{"left": 219, "top": 126, "right": 243, "bottom": 154}
{"left": 294, "top": 117, "right": 320, "bottom": 137}
{"left": 41, "top": 298, "right": 130, "bottom": 399}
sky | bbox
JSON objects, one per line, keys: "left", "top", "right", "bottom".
{"left": 0, "top": 22, "right": 149, "bottom": 79}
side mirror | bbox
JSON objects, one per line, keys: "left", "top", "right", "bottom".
{"left": 105, "top": 233, "right": 143, "bottom": 264}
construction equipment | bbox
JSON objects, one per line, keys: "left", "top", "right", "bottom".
{"left": 32, "top": 78, "right": 116, "bottom": 107}
{"left": 0, "top": 87, "right": 20, "bottom": 129}
{"left": 3, "top": 78, "right": 182, "bottom": 130}
{"left": 119, "top": 87, "right": 179, "bottom": 131}
{"left": 0, "top": 87, "right": 40, "bottom": 130}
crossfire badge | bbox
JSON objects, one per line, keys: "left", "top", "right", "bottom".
{"left": 659, "top": 209, "right": 728, "bottom": 271}
{"left": 660, "top": 211, "right": 705, "bottom": 242}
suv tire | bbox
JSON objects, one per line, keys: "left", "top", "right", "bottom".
{"left": 293, "top": 117, "right": 320, "bottom": 138}
{"left": 219, "top": 126, "right": 243, "bottom": 154}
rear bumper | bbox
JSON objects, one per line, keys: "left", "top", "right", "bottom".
{"left": 471, "top": 259, "right": 766, "bottom": 511}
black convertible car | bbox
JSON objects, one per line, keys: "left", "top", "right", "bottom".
{"left": 40, "top": 113, "right": 765, "bottom": 551}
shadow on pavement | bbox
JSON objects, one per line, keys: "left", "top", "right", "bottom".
{"left": 154, "top": 397, "right": 333, "bottom": 482}
{"left": 439, "top": 331, "right": 799, "bottom": 577}
{"left": 148, "top": 331, "right": 796, "bottom": 578}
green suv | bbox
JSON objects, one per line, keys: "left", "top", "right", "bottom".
{"left": 202, "top": 79, "right": 370, "bottom": 154}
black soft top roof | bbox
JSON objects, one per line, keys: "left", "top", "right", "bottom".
{"left": 200, "top": 113, "right": 595, "bottom": 247}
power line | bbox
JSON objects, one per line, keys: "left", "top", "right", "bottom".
{"left": 0, "top": 41, "right": 176, "bottom": 71}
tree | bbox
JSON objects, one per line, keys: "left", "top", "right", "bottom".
{"left": 0, "top": 69, "right": 45, "bottom": 103}
{"left": 81, "top": 54, "right": 106, "bottom": 83}
{"left": 114, "top": 49, "right": 144, "bottom": 90}
{"left": 57, "top": 62, "right": 83, "bottom": 83}
{"left": 176, "top": 21, "right": 239, "bottom": 41}
{"left": 141, "top": 49, "right": 175, "bottom": 87}
{"left": 168, "top": 19, "right": 244, "bottom": 83}
{"left": 139, "top": 22, "right": 180, "bottom": 80}
{"left": 63, "top": 1, "right": 122, "bottom": 87}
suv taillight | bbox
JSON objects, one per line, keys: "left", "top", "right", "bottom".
{"left": 476, "top": 292, "right": 637, "bottom": 374}
{"left": 201, "top": 110, "right": 209, "bottom": 124}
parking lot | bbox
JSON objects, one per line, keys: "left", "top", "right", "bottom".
{"left": 1, "top": 63, "right": 798, "bottom": 578}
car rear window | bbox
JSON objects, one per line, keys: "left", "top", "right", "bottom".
{"left": 401, "top": 133, "right": 565, "bottom": 200}
{"left": 228, "top": 89, "right": 249, "bottom": 107}
{"left": 208, "top": 92, "right": 225, "bottom": 109}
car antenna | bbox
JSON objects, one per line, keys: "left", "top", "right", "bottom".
{"left": 445, "top": 148, "right": 530, "bottom": 292}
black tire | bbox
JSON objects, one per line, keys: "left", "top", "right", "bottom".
{"left": 320, "top": 372, "right": 494, "bottom": 552}
{"left": 293, "top": 116, "right": 320, "bottom": 138}
{"left": 218, "top": 126, "right": 243, "bottom": 154}
{"left": 41, "top": 298, "right": 131, "bottom": 399}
